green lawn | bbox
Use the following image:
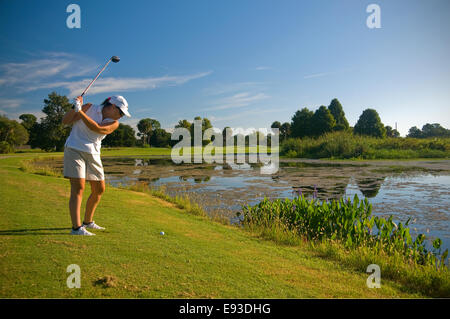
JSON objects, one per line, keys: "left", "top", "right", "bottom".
{"left": 0, "top": 153, "right": 424, "bottom": 298}
{"left": 100, "top": 146, "right": 277, "bottom": 157}
{"left": 101, "top": 147, "right": 172, "bottom": 157}
{"left": 16, "top": 146, "right": 277, "bottom": 158}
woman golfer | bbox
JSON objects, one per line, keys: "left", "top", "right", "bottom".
{"left": 62, "top": 95, "right": 131, "bottom": 235}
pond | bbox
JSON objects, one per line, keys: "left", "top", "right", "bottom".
{"left": 41, "top": 156, "right": 450, "bottom": 252}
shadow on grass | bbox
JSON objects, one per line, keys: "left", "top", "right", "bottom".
{"left": 0, "top": 227, "right": 71, "bottom": 236}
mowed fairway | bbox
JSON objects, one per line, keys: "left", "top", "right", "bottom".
{"left": 0, "top": 155, "right": 423, "bottom": 298}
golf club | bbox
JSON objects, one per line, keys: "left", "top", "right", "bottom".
{"left": 80, "top": 56, "right": 120, "bottom": 97}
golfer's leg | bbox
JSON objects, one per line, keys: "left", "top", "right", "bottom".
{"left": 84, "top": 180, "right": 105, "bottom": 223}
{"left": 69, "top": 178, "right": 85, "bottom": 228}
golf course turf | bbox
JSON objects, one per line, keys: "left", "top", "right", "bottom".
{"left": 0, "top": 153, "right": 425, "bottom": 298}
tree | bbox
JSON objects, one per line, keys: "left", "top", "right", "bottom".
{"left": 407, "top": 126, "right": 423, "bottom": 138}
{"left": 103, "top": 124, "right": 136, "bottom": 147}
{"left": 385, "top": 126, "right": 400, "bottom": 138}
{"left": 175, "top": 119, "right": 191, "bottom": 130}
{"left": 311, "top": 105, "right": 336, "bottom": 137}
{"left": 19, "top": 114, "right": 37, "bottom": 131}
{"left": 291, "top": 107, "right": 314, "bottom": 138}
{"left": 328, "top": 98, "right": 349, "bottom": 131}
{"left": 190, "top": 116, "right": 213, "bottom": 146}
{"left": 421, "top": 123, "right": 450, "bottom": 138}
{"left": 0, "top": 115, "right": 29, "bottom": 152}
{"left": 245, "top": 130, "right": 266, "bottom": 146}
{"left": 30, "top": 92, "right": 72, "bottom": 151}
{"left": 137, "top": 118, "right": 161, "bottom": 146}
{"left": 150, "top": 128, "right": 171, "bottom": 147}
{"left": 271, "top": 121, "right": 281, "bottom": 130}
{"left": 280, "top": 122, "right": 291, "bottom": 141}
{"left": 222, "top": 126, "right": 233, "bottom": 146}
{"left": 202, "top": 117, "right": 213, "bottom": 132}
{"left": 201, "top": 117, "right": 213, "bottom": 146}
{"left": 407, "top": 123, "right": 450, "bottom": 138}
{"left": 353, "top": 108, "right": 386, "bottom": 138}
{"left": 19, "top": 114, "right": 39, "bottom": 147}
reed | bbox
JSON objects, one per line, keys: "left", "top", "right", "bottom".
{"left": 281, "top": 131, "right": 450, "bottom": 159}
{"left": 19, "top": 158, "right": 62, "bottom": 177}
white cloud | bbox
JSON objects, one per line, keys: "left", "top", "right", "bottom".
{"left": 255, "top": 66, "right": 272, "bottom": 71}
{"left": 0, "top": 60, "right": 68, "bottom": 84}
{"left": 0, "top": 98, "right": 24, "bottom": 109}
{"left": 203, "top": 82, "right": 265, "bottom": 96}
{"left": 205, "top": 92, "right": 270, "bottom": 111}
{"left": 22, "top": 72, "right": 212, "bottom": 97}
{"left": 230, "top": 127, "right": 275, "bottom": 136}
{"left": 303, "top": 72, "right": 332, "bottom": 79}
{"left": 0, "top": 52, "right": 211, "bottom": 98}
{"left": 0, "top": 54, "right": 98, "bottom": 87}
{"left": 165, "top": 127, "right": 175, "bottom": 133}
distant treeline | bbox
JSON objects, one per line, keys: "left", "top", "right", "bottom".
{"left": 1, "top": 92, "right": 450, "bottom": 154}
{"left": 271, "top": 98, "right": 450, "bottom": 159}
{"left": 1, "top": 92, "right": 176, "bottom": 152}
{"left": 270, "top": 98, "right": 450, "bottom": 140}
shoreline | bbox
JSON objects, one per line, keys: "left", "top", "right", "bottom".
{"left": 2, "top": 153, "right": 448, "bottom": 297}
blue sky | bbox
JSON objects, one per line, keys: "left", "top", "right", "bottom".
{"left": 0, "top": 0, "right": 449, "bottom": 136}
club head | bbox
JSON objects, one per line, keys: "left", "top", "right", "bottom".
{"left": 111, "top": 56, "right": 120, "bottom": 63}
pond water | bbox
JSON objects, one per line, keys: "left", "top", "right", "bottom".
{"left": 41, "top": 156, "right": 450, "bottom": 252}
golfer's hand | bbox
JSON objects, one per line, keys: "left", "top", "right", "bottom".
{"left": 73, "top": 96, "right": 83, "bottom": 112}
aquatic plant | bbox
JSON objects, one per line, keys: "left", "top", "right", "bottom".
{"left": 241, "top": 194, "right": 448, "bottom": 268}
{"left": 292, "top": 188, "right": 302, "bottom": 197}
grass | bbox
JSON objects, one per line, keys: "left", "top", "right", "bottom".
{"left": 10, "top": 134, "right": 450, "bottom": 161}
{"left": 123, "top": 183, "right": 207, "bottom": 219}
{"left": 241, "top": 197, "right": 450, "bottom": 297}
{"left": 310, "top": 241, "right": 449, "bottom": 297}
{"left": 101, "top": 147, "right": 172, "bottom": 157}
{"left": 19, "top": 156, "right": 63, "bottom": 177}
{"left": 281, "top": 132, "right": 450, "bottom": 160}
{"left": 11, "top": 146, "right": 278, "bottom": 157}
{"left": 0, "top": 153, "right": 430, "bottom": 298}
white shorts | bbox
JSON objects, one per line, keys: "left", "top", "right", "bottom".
{"left": 63, "top": 147, "right": 104, "bottom": 181}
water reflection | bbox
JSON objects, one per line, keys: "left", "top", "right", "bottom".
{"left": 179, "top": 175, "right": 211, "bottom": 183}
{"left": 356, "top": 177, "right": 385, "bottom": 198}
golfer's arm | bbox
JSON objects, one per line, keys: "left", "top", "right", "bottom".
{"left": 78, "top": 111, "right": 119, "bottom": 135}
{"left": 62, "top": 110, "right": 77, "bottom": 125}
{"left": 62, "top": 104, "right": 92, "bottom": 125}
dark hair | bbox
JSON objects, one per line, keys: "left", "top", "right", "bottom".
{"left": 101, "top": 98, "right": 113, "bottom": 107}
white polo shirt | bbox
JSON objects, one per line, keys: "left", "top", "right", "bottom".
{"left": 64, "top": 104, "right": 115, "bottom": 155}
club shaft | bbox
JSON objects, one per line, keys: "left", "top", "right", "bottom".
{"left": 80, "top": 58, "right": 112, "bottom": 97}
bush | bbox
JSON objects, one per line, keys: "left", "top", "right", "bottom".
{"left": 0, "top": 141, "right": 14, "bottom": 154}
{"left": 280, "top": 132, "right": 450, "bottom": 159}
{"left": 285, "top": 150, "right": 298, "bottom": 158}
